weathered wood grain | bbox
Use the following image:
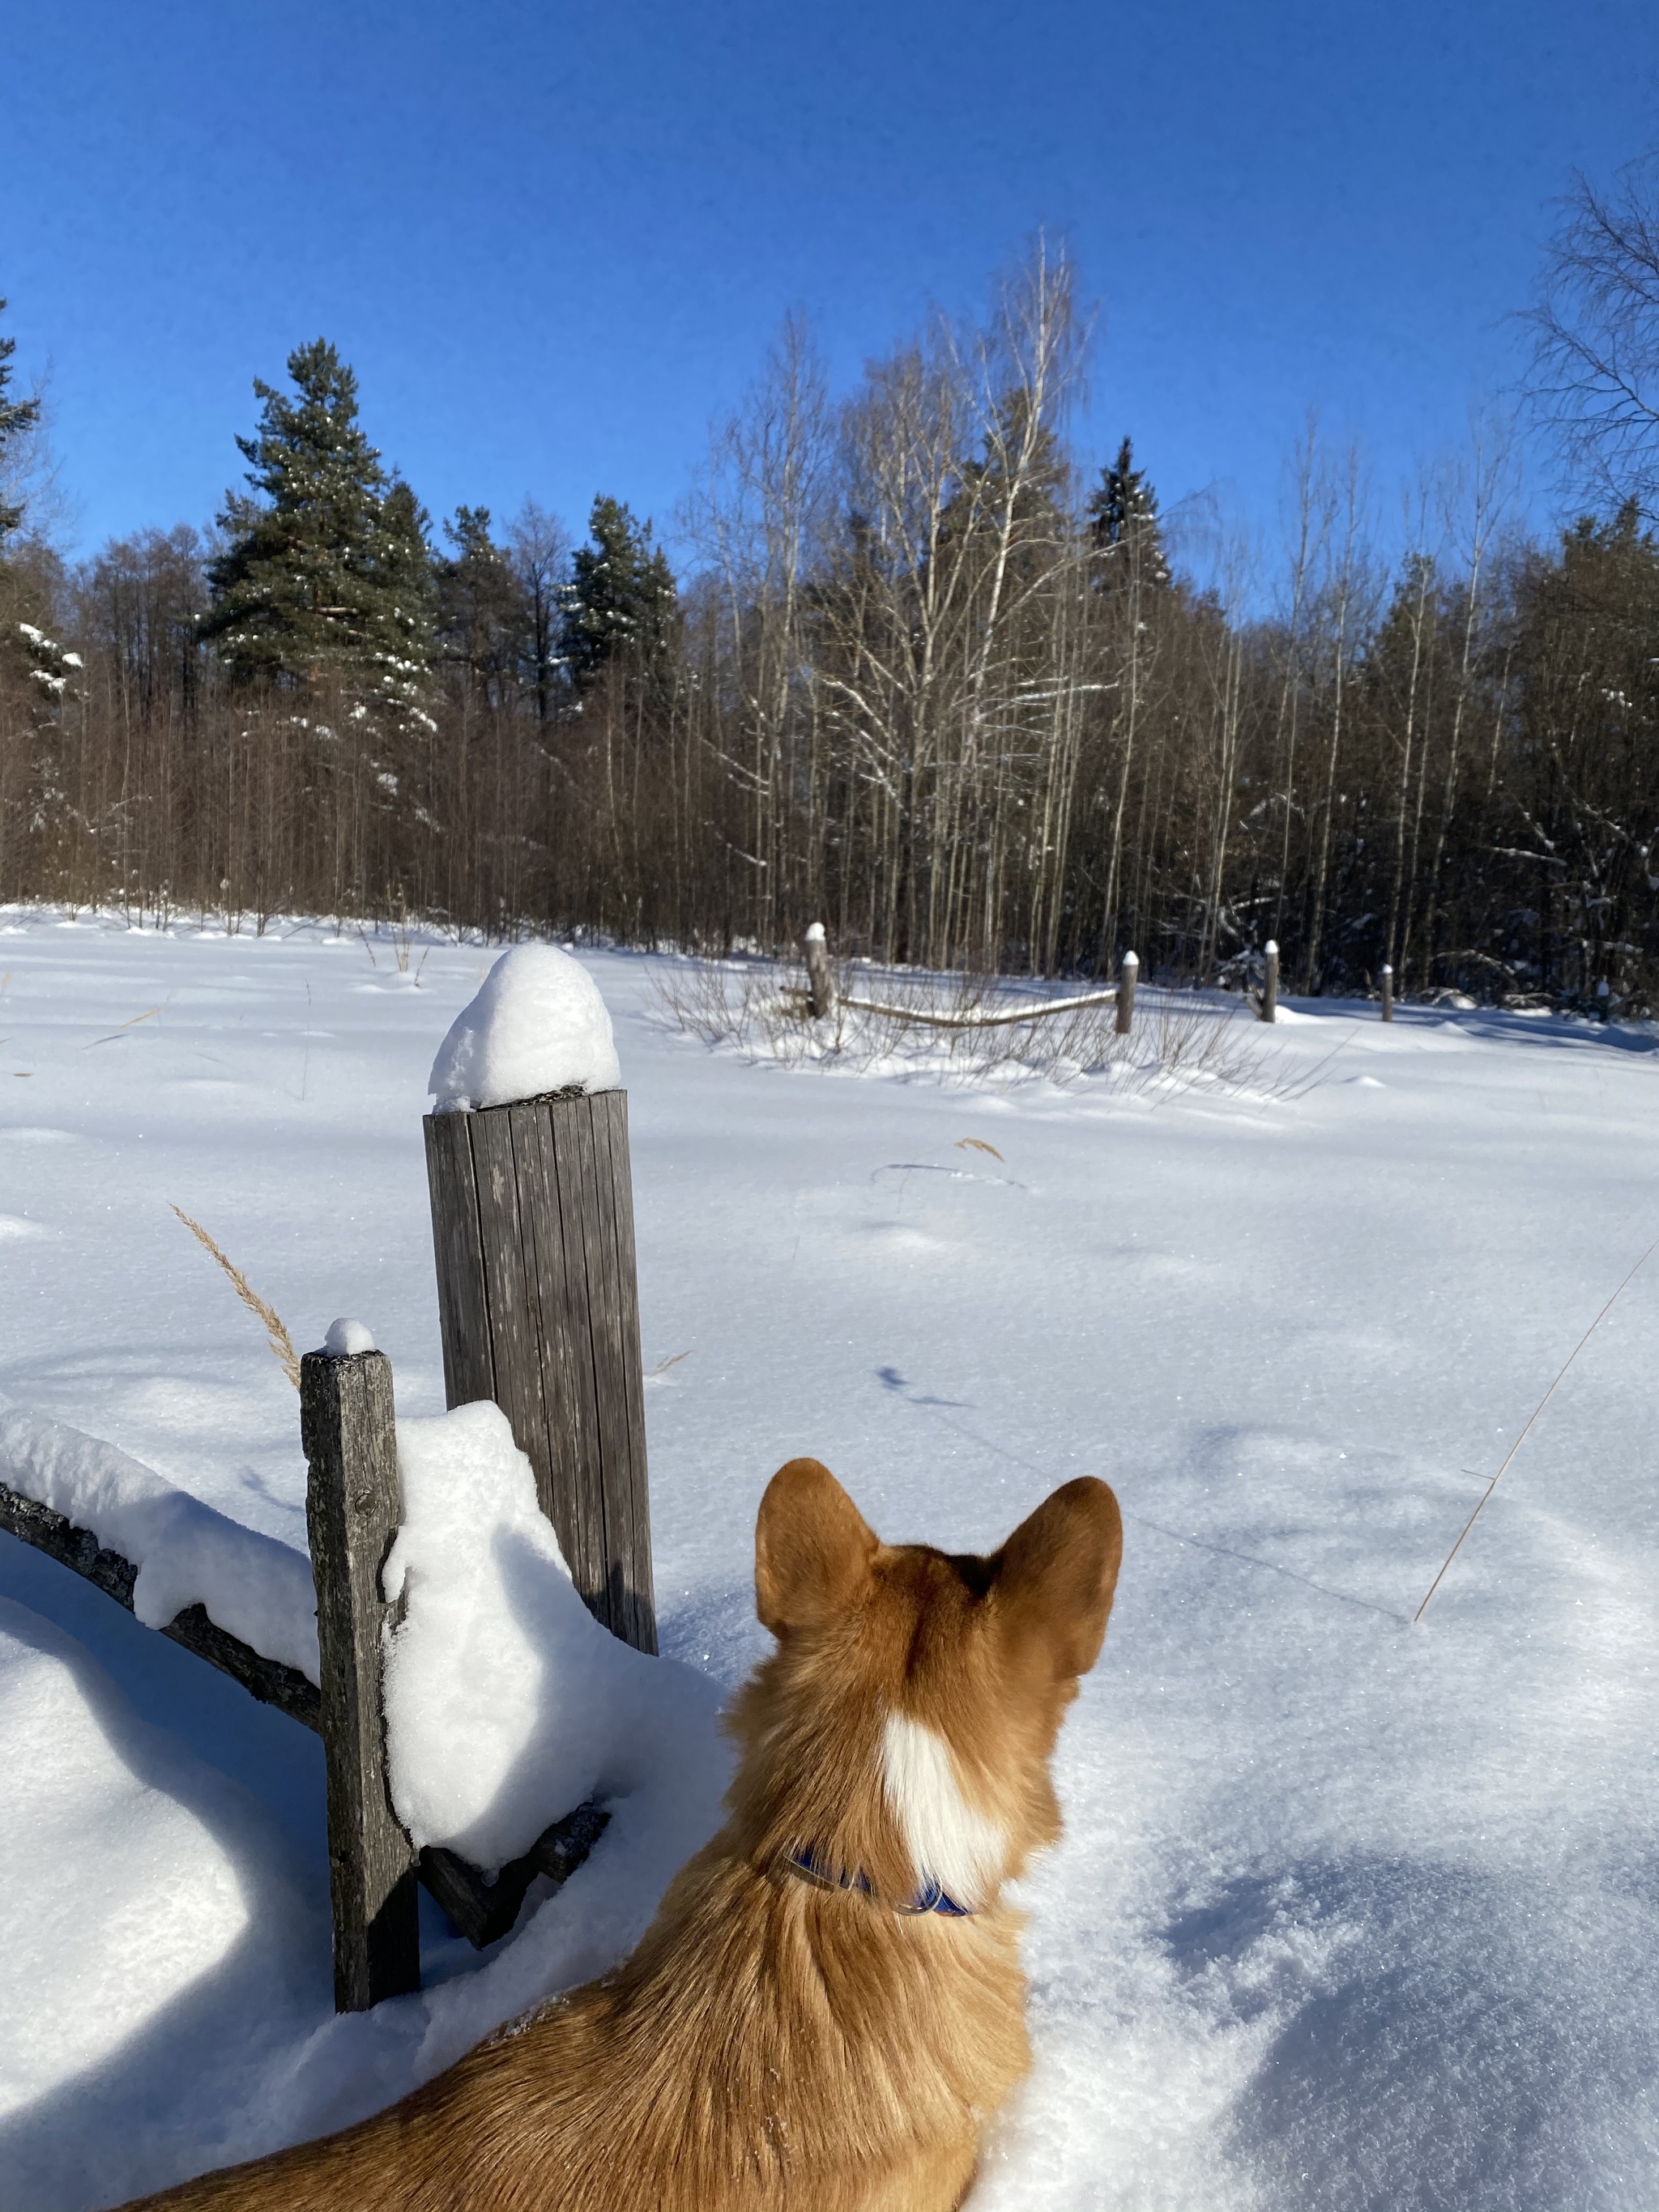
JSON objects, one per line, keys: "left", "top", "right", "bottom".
{"left": 547, "top": 1097, "right": 614, "bottom": 1622}
{"left": 423, "top": 1109, "right": 494, "bottom": 1409}
{"left": 301, "top": 1349, "right": 421, "bottom": 2012}
{"left": 469, "top": 1107, "right": 553, "bottom": 1520}
{"left": 426, "top": 1089, "right": 657, "bottom": 1654}
{"left": 511, "top": 1103, "right": 603, "bottom": 1600}
{"left": 0, "top": 1479, "right": 322, "bottom": 1731}
{"left": 589, "top": 1091, "right": 656, "bottom": 1652}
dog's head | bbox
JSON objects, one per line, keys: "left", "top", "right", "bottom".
{"left": 729, "top": 1460, "right": 1121, "bottom": 1913}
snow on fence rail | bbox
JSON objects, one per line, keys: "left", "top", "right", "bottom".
{"left": 0, "top": 1362, "right": 612, "bottom": 2001}
{"left": 0, "top": 945, "right": 665, "bottom": 2007}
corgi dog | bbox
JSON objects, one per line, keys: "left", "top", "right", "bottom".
{"left": 126, "top": 1459, "right": 1122, "bottom": 2212}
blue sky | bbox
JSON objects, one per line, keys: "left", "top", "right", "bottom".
{"left": 4, "top": 0, "right": 1656, "bottom": 571}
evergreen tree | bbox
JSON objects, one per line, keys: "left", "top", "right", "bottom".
{"left": 0, "top": 298, "right": 43, "bottom": 549}
{"left": 203, "top": 339, "right": 433, "bottom": 707}
{"left": 1088, "top": 437, "right": 1171, "bottom": 587}
{"left": 436, "top": 505, "right": 530, "bottom": 705}
{"left": 559, "top": 496, "right": 676, "bottom": 692}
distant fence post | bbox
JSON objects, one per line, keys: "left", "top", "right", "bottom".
{"left": 804, "top": 923, "right": 835, "bottom": 1019}
{"left": 1115, "top": 951, "right": 1138, "bottom": 1035}
{"left": 1260, "top": 940, "right": 1280, "bottom": 1024}
{"left": 301, "top": 1347, "right": 420, "bottom": 2014}
{"left": 1380, "top": 963, "right": 1394, "bottom": 1022}
{"left": 424, "top": 1092, "right": 657, "bottom": 1654}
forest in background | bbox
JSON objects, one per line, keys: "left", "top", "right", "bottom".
{"left": 3, "top": 157, "right": 1659, "bottom": 1009}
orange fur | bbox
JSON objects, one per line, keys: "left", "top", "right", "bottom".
{"left": 120, "top": 1461, "right": 1122, "bottom": 2212}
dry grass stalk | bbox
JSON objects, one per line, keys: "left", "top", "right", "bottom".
{"left": 169, "top": 1202, "right": 301, "bottom": 1391}
{"left": 1414, "top": 1229, "right": 1659, "bottom": 1622}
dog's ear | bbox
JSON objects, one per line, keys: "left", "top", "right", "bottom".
{"left": 755, "top": 1459, "right": 879, "bottom": 1636}
{"left": 992, "top": 1477, "right": 1122, "bottom": 1681}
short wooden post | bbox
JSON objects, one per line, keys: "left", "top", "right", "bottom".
{"left": 424, "top": 1091, "right": 657, "bottom": 1653}
{"left": 1260, "top": 940, "right": 1280, "bottom": 1024}
{"left": 1115, "top": 951, "right": 1138, "bottom": 1035}
{"left": 804, "top": 923, "right": 834, "bottom": 1019}
{"left": 301, "top": 1347, "right": 420, "bottom": 2013}
{"left": 1380, "top": 963, "right": 1394, "bottom": 1021}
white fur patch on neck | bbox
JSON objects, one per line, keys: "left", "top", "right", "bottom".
{"left": 880, "top": 1712, "right": 1005, "bottom": 1910}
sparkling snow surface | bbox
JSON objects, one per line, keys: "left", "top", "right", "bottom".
{"left": 2, "top": 912, "right": 1658, "bottom": 2210}
{"left": 428, "top": 941, "right": 620, "bottom": 1110}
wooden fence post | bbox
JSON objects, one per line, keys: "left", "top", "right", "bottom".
{"left": 1260, "top": 940, "right": 1280, "bottom": 1024}
{"left": 804, "top": 923, "right": 835, "bottom": 1019}
{"left": 1380, "top": 963, "right": 1394, "bottom": 1021}
{"left": 424, "top": 1091, "right": 657, "bottom": 1654}
{"left": 301, "top": 1346, "right": 421, "bottom": 2013}
{"left": 1115, "top": 951, "right": 1138, "bottom": 1035}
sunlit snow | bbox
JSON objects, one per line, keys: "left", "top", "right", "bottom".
{"left": 2, "top": 910, "right": 1657, "bottom": 2209}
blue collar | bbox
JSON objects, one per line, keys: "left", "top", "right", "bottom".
{"left": 780, "top": 1843, "right": 975, "bottom": 1918}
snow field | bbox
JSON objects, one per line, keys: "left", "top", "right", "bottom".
{"left": 2, "top": 910, "right": 1658, "bottom": 2208}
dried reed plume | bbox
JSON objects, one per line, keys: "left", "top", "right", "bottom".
{"left": 169, "top": 1203, "right": 301, "bottom": 1391}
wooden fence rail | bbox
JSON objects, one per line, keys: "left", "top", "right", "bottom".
{"left": 835, "top": 986, "right": 1127, "bottom": 1029}
{"left": 0, "top": 1481, "right": 322, "bottom": 1728}
{"left": 795, "top": 923, "right": 1143, "bottom": 1034}
{"left": 1, "top": 1342, "right": 608, "bottom": 2005}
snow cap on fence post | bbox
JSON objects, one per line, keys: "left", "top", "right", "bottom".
{"left": 1261, "top": 940, "right": 1279, "bottom": 1025}
{"left": 323, "top": 1318, "right": 377, "bottom": 1357}
{"left": 428, "top": 944, "right": 620, "bottom": 1113}
{"left": 422, "top": 944, "right": 656, "bottom": 1655}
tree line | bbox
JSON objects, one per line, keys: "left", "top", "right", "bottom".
{"left": 4, "top": 164, "right": 1659, "bottom": 1010}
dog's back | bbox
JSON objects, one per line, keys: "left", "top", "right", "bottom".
{"left": 128, "top": 1460, "right": 1122, "bottom": 2212}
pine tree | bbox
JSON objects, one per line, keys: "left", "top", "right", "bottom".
{"left": 436, "top": 505, "right": 530, "bottom": 705}
{"left": 558, "top": 496, "right": 676, "bottom": 693}
{"left": 0, "top": 298, "right": 43, "bottom": 549}
{"left": 203, "top": 339, "right": 433, "bottom": 707}
{"left": 1088, "top": 437, "right": 1171, "bottom": 588}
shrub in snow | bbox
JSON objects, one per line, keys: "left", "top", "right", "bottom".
{"left": 383, "top": 1400, "right": 709, "bottom": 1870}
{"left": 428, "top": 944, "right": 621, "bottom": 1112}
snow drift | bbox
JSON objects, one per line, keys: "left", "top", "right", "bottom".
{"left": 384, "top": 1401, "right": 711, "bottom": 1869}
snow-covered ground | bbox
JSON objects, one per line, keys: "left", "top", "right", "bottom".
{"left": 2, "top": 908, "right": 1657, "bottom": 2210}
